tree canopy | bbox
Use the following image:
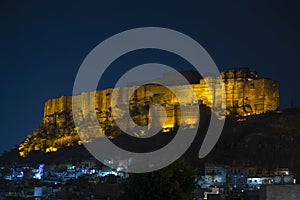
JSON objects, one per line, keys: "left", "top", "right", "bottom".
{"left": 119, "top": 160, "right": 197, "bottom": 200}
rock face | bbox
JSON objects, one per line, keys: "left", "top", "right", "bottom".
{"left": 18, "top": 68, "right": 279, "bottom": 157}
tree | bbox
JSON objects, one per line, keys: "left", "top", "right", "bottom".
{"left": 119, "top": 160, "right": 197, "bottom": 200}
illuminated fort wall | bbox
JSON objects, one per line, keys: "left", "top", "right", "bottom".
{"left": 43, "top": 68, "right": 279, "bottom": 132}
{"left": 19, "top": 68, "right": 279, "bottom": 157}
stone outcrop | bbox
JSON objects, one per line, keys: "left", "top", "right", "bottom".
{"left": 18, "top": 68, "right": 279, "bottom": 157}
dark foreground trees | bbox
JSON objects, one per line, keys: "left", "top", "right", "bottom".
{"left": 119, "top": 160, "right": 197, "bottom": 200}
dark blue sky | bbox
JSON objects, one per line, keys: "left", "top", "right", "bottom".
{"left": 0, "top": 0, "right": 299, "bottom": 154}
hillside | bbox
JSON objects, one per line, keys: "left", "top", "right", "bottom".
{"left": 1, "top": 107, "right": 300, "bottom": 176}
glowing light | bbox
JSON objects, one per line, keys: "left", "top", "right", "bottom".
{"left": 33, "top": 164, "right": 45, "bottom": 180}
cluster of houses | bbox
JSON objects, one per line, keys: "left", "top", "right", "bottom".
{"left": 196, "top": 163, "right": 297, "bottom": 199}
{"left": 0, "top": 159, "right": 125, "bottom": 199}
{"left": 0, "top": 161, "right": 297, "bottom": 200}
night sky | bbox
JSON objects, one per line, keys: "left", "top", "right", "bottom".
{"left": 0, "top": 0, "right": 300, "bottom": 154}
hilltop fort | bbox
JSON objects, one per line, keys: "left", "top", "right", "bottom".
{"left": 18, "top": 68, "right": 279, "bottom": 157}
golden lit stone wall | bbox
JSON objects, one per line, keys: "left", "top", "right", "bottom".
{"left": 220, "top": 69, "right": 279, "bottom": 116}
{"left": 42, "top": 68, "right": 279, "bottom": 130}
